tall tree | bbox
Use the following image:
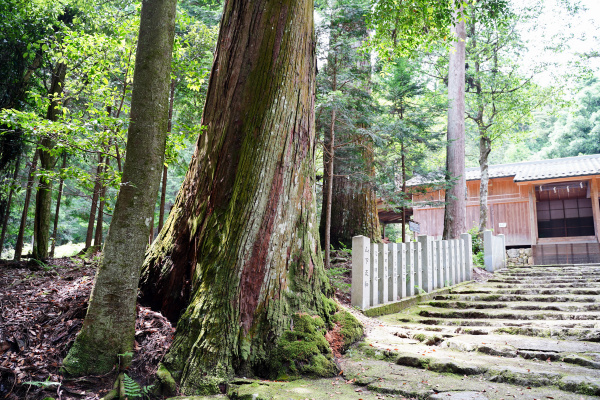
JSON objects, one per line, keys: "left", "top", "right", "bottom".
{"left": 32, "top": 62, "right": 67, "bottom": 260}
{"left": 62, "top": 0, "right": 177, "bottom": 376}
{"left": 442, "top": 6, "right": 467, "bottom": 240}
{"left": 139, "top": 0, "right": 337, "bottom": 393}
{"left": 465, "top": 5, "right": 550, "bottom": 236}
{"left": 317, "top": 0, "right": 380, "bottom": 260}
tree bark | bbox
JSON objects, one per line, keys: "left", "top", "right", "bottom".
{"left": 85, "top": 153, "right": 103, "bottom": 248}
{"left": 49, "top": 153, "right": 66, "bottom": 258}
{"left": 478, "top": 134, "right": 491, "bottom": 235}
{"left": 443, "top": 8, "right": 467, "bottom": 240}
{"left": 62, "top": 0, "right": 176, "bottom": 376}
{"left": 33, "top": 62, "right": 67, "bottom": 260}
{"left": 401, "top": 142, "right": 407, "bottom": 243}
{"left": 0, "top": 153, "right": 21, "bottom": 254}
{"left": 14, "top": 149, "right": 38, "bottom": 261}
{"left": 139, "top": 0, "right": 333, "bottom": 393}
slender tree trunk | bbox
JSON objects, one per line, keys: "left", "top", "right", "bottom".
{"left": 85, "top": 153, "right": 103, "bottom": 248}
{"left": 401, "top": 142, "right": 406, "bottom": 243}
{"left": 62, "top": 0, "right": 176, "bottom": 376}
{"left": 139, "top": 0, "right": 334, "bottom": 393}
{"left": 94, "top": 157, "right": 108, "bottom": 247}
{"left": 49, "top": 153, "right": 67, "bottom": 258}
{"left": 0, "top": 154, "right": 21, "bottom": 254}
{"left": 324, "top": 106, "right": 336, "bottom": 268}
{"left": 158, "top": 79, "right": 175, "bottom": 233}
{"left": 33, "top": 62, "right": 67, "bottom": 260}
{"left": 443, "top": 8, "right": 467, "bottom": 240}
{"left": 14, "top": 150, "right": 38, "bottom": 261}
{"left": 478, "top": 134, "right": 491, "bottom": 236}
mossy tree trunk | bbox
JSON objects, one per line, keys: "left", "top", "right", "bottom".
{"left": 139, "top": 0, "right": 333, "bottom": 393}
{"left": 62, "top": 0, "right": 177, "bottom": 376}
{"left": 33, "top": 62, "right": 66, "bottom": 260}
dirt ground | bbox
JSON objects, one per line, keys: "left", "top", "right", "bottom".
{"left": 0, "top": 255, "right": 174, "bottom": 400}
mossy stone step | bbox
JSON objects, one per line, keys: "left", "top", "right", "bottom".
{"left": 424, "top": 300, "right": 599, "bottom": 312}
{"left": 434, "top": 294, "right": 598, "bottom": 303}
{"left": 451, "top": 288, "right": 600, "bottom": 295}
{"left": 418, "top": 307, "right": 600, "bottom": 321}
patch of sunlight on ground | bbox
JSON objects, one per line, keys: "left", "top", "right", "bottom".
{"left": 1, "top": 242, "right": 85, "bottom": 260}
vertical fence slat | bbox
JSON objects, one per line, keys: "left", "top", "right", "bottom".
{"left": 378, "top": 243, "right": 389, "bottom": 304}
{"left": 407, "top": 242, "right": 415, "bottom": 296}
{"left": 399, "top": 243, "right": 407, "bottom": 299}
{"left": 389, "top": 243, "right": 398, "bottom": 302}
{"left": 371, "top": 243, "right": 379, "bottom": 307}
{"left": 351, "top": 235, "right": 370, "bottom": 310}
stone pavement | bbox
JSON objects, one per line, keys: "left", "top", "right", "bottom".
{"left": 345, "top": 264, "right": 600, "bottom": 399}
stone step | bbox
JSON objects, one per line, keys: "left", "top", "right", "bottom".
{"left": 358, "top": 332, "right": 600, "bottom": 397}
{"left": 418, "top": 307, "right": 600, "bottom": 321}
{"left": 491, "top": 283, "right": 600, "bottom": 289}
{"left": 451, "top": 288, "right": 600, "bottom": 295}
{"left": 425, "top": 300, "right": 600, "bottom": 312}
{"left": 488, "top": 278, "right": 600, "bottom": 284}
{"left": 435, "top": 294, "right": 598, "bottom": 302}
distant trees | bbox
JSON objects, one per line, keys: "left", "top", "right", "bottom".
{"left": 317, "top": 0, "right": 380, "bottom": 264}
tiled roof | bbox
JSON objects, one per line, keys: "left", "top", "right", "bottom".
{"left": 407, "top": 154, "right": 600, "bottom": 185}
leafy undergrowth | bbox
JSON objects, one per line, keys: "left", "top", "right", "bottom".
{"left": 0, "top": 256, "right": 174, "bottom": 400}
{"left": 325, "top": 249, "right": 352, "bottom": 306}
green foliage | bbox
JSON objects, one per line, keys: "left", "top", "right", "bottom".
{"left": 123, "top": 373, "right": 154, "bottom": 399}
{"left": 23, "top": 377, "right": 61, "bottom": 389}
{"left": 468, "top": 226, "right": 484, "bottom": 268}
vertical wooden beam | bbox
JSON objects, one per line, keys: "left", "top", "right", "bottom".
{"left": 528, "top": 185, "right": 538, "bottom": 246}
{"left": 590, "top": 178, "right": 600, "bottom": 244}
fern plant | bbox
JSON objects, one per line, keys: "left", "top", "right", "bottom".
{"left": 123, "top": 374, "right": 154, "bottom": 399}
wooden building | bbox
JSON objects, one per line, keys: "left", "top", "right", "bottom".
{"left": 408, "top": 154, "right": 600, "bottom": 264}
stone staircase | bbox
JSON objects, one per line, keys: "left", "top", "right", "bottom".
{"left": 341, "top": 264, "right": 600, "bottom": 399}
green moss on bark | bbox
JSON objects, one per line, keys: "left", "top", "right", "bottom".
{"left": 270, "top": 313, "right": 337, "bottom": 379}
{"left": 331, "top": 310, "right": 363, "bottom": 352}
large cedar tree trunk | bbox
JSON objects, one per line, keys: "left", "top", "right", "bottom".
{"left": 320, "top": 137, "right": 380, "bottom": 249}
{"left": 33, "top": 63, "right": 67, "bottom": 260}
{"left": 62, "top": 0, "right": 176, "bottom": 375}
{"left": 140, "top": 0, "right": 333, "bottom": 393}
{"left": 478, "top": 134, "right": 491, "bottom": 235}
{"left": 443, "top": 10, "right": 467, "bottom": 240}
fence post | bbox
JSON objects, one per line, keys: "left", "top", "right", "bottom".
{"left": 418, "top": 235, "right": 433, "bottom": 293}
{"left": 441, "top": 240, "right": 449, "bottom": 287}
{"left": 448, "top": 240, "right": 456, "bottom": 285}
{"left": 415, "top": 241, "right": 423, "bottom": 294}
{"left": 378, "top": 243, "right": 389, "bottom": 304}
{"left": 351, "top": 235, "right": 370, "bottom": 310}
{"left": 499, "top": 234, "right": 506, "bottom": 269}
{"left": 371, "top": 242, "right": 379, "bottom": 306}
{"left": 399, "top": 243, "right": 407, "bottom": 299}
{"left": 406, "top": 242, "right": 415, "bottom": 296}
{"left": 458, "top": 238, "right": 465, "bottom": 283}
{"left": 461, "top": 233, "right": 473, "bottom": 281}
{"left": 389, "top": 243, "right": 398, "bottom": 302}
{"left": 483, "top": 230, "right": 494, "bottom": 272}
{"left": 432, "top": 239, "right": 438, "bottom": 290}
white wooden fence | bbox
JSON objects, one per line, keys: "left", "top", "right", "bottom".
{"left": 351, "top": 234, "right": 473, "bottom": 310}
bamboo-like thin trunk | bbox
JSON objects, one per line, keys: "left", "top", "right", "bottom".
{"left": 86, "top": 153, "right": 103, "bottom": 248}
{"left": 14, "top": 150, "right": 38, "bottom": 261}
{"left": 94, "top": 157, "right": 108, "bottom": 247}
{"left": 49, "top": 153, "right": 67, "bottom": 258}
{"left": 0, "top": 154, "right": 21, "bottom": 254}
{"left": 158, "top": 79, "right": 175, "bottom": 233}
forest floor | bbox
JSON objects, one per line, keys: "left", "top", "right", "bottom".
{"left": 2, "top": 252, "right": 600, "bottom": 400}
{"left": 0, "top": 254, "right": 174, "bottom": 400}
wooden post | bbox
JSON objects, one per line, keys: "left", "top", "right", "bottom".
{"left": 352, "top": 236, "right": 370, "bottom": 310}
{"left": 591, "top": 179, "right": 600, "bottom": 244}
{"left": 528, "top": 185, "right": 538, "bottom": 246}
